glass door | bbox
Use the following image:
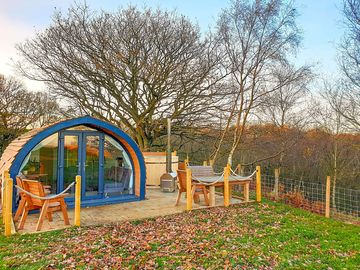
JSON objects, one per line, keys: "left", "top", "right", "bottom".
{"left": 58, "top": 131, "right": 104, "bottom": 201}
{"left": 58, "top": 132, "right": 81, "bottom": 199}
{"left": 82, "top": 133, "right": 104, "bottom": 200}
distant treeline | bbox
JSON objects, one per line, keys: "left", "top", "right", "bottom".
{"left": 170, "top": 124, "right": 360, "bottom": 190}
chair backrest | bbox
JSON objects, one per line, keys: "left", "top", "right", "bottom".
{"left": 176, "top": 169, "right": 187, "bottom": 192}
{"left": 16, "top": 176, "right": 24, "bottom": 193}
{"left": 121, "top": 168, "right": 132, "bottom": 190}
{"left": 178, "top": 162, "right": 186, "bottom": 171}
{"left": 188, "top": 166, "right": 215, "bottom": 177}
{"left": 22, "top": 179, "right": 45, "bottom": 207}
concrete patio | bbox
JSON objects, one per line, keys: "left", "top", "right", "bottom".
{"left": 15, "top": 187, "right": 244, "bottom": 233}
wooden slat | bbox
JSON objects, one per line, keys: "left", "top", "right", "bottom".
{"left": 143, "top": 152, "right": 177, "bottom": 156}
{"left": 0, "top": 158, "right": 15, "bottom": 169}
{"left": 0, "top": 152, "right": 18, "bottom": 163}
{"left": 188, "top": 166, "right": 214, "bottom": 177}
{"left": 7, "top": 140, "right": 27, "bottom": 147}
{"left": 3, "top": 145, "right": 21, "bottom": 153}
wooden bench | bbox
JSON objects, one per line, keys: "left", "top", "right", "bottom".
{"left": 188, "top": 165, "right": 251, "bottom": 206}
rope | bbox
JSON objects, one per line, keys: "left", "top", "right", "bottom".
{"left": 15, "top": 182, "right": 75, "bottom": 200}
{"left": 191, "top": 172, "right": 225, "bottom": 186}
{"left": 230, "top": 168, "right": 256, "bottom": 179}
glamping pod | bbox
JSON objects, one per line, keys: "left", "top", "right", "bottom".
{"left": 0, "top": 116, "right": 146, "bottom": 209}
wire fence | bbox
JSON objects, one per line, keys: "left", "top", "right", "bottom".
{"left": 185, "top": 161, "right": 359, "bottom": 224}
{"left": 244, "top": 172, "right": 360, "bottom": 224}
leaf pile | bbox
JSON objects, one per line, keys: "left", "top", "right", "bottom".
{"left": 1, "top": 202, "right": 359, "bottom": 269}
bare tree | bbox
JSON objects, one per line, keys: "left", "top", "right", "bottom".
{"left": 0, "top": 75, "right": 60, "bottom": 154}
{"left": 211, "top": 0, "right": 303, "bottom": 165}
{"left": 16, "top": 5, "right": 224, "bottom": 151}
{"left": 340, "top": 0, "right": 360, "bottom": 88}
{"left": 258, "top": 64, "right": 312, "bottom": 128}
{"left": 328, "top": 0, "right": 360, "bottom": 130}
{"left": 312, "top": 80, "right": 356, "bottom": 209}
{"left": 256, "top": 63, "right": 313, "bottom": 169}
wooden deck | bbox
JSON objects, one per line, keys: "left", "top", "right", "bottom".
{"left": 14, "top": 187, "right": 244, "bottom": 234}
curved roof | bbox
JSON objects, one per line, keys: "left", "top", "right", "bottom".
{"left": 0, "top": 121, "right": 62, "bottom": 176}
{"left": 0, "top": 116, "right": 146, "bottom": 199}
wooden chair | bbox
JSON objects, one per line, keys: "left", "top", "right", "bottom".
{"left": 14, "top": 177, "right": 51, "bottom": 222}
{"left": 14, "top": 177, "right": 39, "bottom": 222}
{"left": 18, "top": 179, "right": 70, "bottom": 231}
{"left": 175, "top": 164, "right": 209, "bottom": 206}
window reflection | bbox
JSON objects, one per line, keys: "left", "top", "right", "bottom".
{"left": 85, "top": 135, "right": 100, "bottom": 197}
{"left": 104, "top": 135, "right": 133, "bottom": 196}
{"left": 20, "top": 133, "right": 58, "bottom": 193}
{"left": 63, "top": 135, "right": 79, "bottom": 197}
{"left": 18, "top": 130, "right": 134, "bottom": 199}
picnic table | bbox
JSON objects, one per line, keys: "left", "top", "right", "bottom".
{"left": 189, "top": 166, "right": 252, "bottom": 207}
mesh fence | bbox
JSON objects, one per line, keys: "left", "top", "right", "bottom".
{"left": 188, "top": 162, "right": 359, "bottom": 223}
{"left": 246, "top": 173, "right": 360, "bottom": 223}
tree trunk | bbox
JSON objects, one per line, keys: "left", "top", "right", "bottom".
{"left": 332, "top": 138, "right": 338, "bottom": 210}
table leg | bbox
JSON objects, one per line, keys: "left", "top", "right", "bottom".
{"left": 244, "top": 183, "right": 249, "bottom": 202}
{"left": 209, "top": 186, "right": 216, "bottom": 206}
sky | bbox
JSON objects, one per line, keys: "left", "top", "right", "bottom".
{"left": 0, "top": 0, "right": 344, "bottom": 91}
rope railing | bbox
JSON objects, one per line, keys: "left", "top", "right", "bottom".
{"left": 229, "top": 168, "right": 256, "bottom": 179}
{"left": 179, "top": 167, "right": 256, "bottom": 186}
{"left": 191, "top": 172, "right": 225, "bottom": 186}
{"left": 15, "top": 182, "right": 75, "bottom": 200}
{"left": 177, "top": 169, "right": 225, "bottom": 186}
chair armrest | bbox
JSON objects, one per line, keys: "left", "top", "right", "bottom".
{"left": 45, "top": 193, "right": 70, "bottom": 199}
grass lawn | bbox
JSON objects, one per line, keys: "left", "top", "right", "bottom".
{"left": 0, "top": 201, "right": 359, "bottom": 269}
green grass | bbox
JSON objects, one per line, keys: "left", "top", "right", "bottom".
{"left": 0, "top": 201, "right": 359, "bottom": 269}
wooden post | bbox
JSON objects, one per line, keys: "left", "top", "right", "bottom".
{"left": 74, "top": 175, "right": 81, "bottom": 226}
{"left": 256, "top": 165, "right": 261, "bottom": 202}
{"left": 325, "top": 176, "right": 331, "bottom": 218}
{"left": 186, "top": 168, "right": 192, "bottom": 211}
{"left": 209, "top": 186, "right": 216, "bottom": 206}
{"left": 184, "top": 158, "right": 189, "bottom": 166}
{"left": 224, "top": 164, "right": 230, "bottom": 207}
{"left": 237, "top": 164, "right": 241, "bottom": 174}
{"left": 4, "top": 174, "right": 13, "bottom": 236}
{"left": 203, "top": 160, "right": 208, "bottom": 166}
{"left": 274, "top": 168, "right": 280, "bottom": 201}
{"left": 209, "top": 159, "right": 214, "bottom": 167}
{"left": 3, "top": 171, "right": 11, "bottom": 225}
{"left": 243, "top": 183, "right": 250, "bottom": 202}
{"left": 2, "top": 172, "right": 7, "bottom": 224}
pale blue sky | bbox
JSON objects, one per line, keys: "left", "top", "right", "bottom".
{"left": 0, "top": 0, "right": 344, "bottom": 90}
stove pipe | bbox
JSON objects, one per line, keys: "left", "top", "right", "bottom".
{"left": 166, "top": 118, "right": 172, "bottom": 173}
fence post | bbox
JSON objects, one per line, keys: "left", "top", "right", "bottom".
{"left": 184, "top": 158, "right": 189, "bottom": 166}
{"left": 203, "top": 160, "right": 208, "bottom": 166}
{"left": 256, "top": 165, "right": 261, "bottom": 202}
{"left": 4, "top": 173, "right": 13, "bottom": 236}
{"left": 274, "top": 168, "right": 280, "bottom": 201}
{"left": 224, "top": 164, "right": 230, "bottom": 207}
{"left": 2, "top": 172, "right": 7, "bottom": 224}
{"left": 209, "top": 159, "right": 214, "bottom": 167}
{"left": 74, "top": 175, "right": 81, "bottom": 226}
{"left": 186, "top": 168, "right": 192, "bottom": 211}
{"left": 325, "top": 176, "right": 331, "bottom": 218}
{"left": 240, "top": 166, "right": 244, "bottom": 176}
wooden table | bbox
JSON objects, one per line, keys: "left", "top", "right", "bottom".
{"left": 192, "top": 176, "right": 251, "bottom": 207}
